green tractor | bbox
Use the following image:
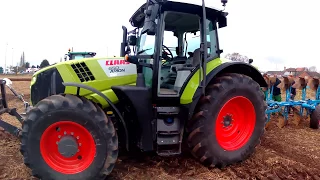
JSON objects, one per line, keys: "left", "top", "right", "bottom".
{"left": 64, "top": 48, "right": 96, "bottom": 61}
{"left": 0, "top": 0, "right": 267, "bottom": 179}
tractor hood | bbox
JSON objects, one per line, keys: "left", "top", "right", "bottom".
{"left": 33, "top": 56, "right": 122, "bottom": 77}
{"left": 30, "top": 56, "right": 136, "bottom": 106}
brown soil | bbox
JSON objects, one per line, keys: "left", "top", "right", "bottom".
{"left": 0, "top": 80, "right": 320, "bottom": 180}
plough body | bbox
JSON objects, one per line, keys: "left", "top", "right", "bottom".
{"left": 264, "top": 75, "right": 320, "bottom": 128}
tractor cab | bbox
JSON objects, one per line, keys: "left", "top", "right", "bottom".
{"left": 121, "top": 0, "right": 227, "bottom": 99}
{"left": 113, "top": 0, "right": 232, "bottom": 153}
{"left": 64, "top": 49, "right": 96, "bottom": 61}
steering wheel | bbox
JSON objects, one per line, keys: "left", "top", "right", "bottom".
{"left": 162, "top": 45, "right": 174, "bottom": 61}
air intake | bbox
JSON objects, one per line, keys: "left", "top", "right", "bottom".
{"left": 71, "top": 62, "right": 95, "bottom": 82}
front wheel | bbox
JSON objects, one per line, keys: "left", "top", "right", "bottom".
{"left": 20, "top": 94, "right": 118, "bottom": 180}
{"left": 187, "top": 73, "right": 266, "bottom": 168}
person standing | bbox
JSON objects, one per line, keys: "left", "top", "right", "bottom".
{"left": 271, "top": 77, "right": 282, "bottom": 102}
{"left": 289, "top": 79, "right": 296, "bottom": 115}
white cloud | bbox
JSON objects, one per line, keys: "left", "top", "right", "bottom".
{"left": 0, "top": 0, "right": 319, "bottom": 72}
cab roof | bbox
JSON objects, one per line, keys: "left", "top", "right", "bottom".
{"left": 68, "top": 52, "right": 96, "bottom": 55}
{"left": 129, "top": 0, "right": 228, "bottom": 28}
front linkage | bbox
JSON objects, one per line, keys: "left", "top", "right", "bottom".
{"left": 0, "top": 78, "right": 32, "bottom": 137}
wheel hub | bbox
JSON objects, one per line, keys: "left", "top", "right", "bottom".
{"left": 40, "top": 121, "right": 96, "bottom": 174}
{"left": 215, "top": 96, "right": 256, "bottom": 151}
{"left": 223, "top": 114, "right": 233, "bottom": 127}
{"left": 58, "top": 135, "right": 78, "bottom": 158}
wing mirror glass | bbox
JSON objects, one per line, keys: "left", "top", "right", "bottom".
{"left": 128, "top": 35, "right": 137, "bottom": 46}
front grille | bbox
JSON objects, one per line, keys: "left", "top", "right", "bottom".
{"left": 71, "top": 62, "right": 95, "bottom": 82}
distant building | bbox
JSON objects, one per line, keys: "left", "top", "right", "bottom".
{"left": 266, "top": 67, "right": 320, "bottom": 79}
{"left": 26, "top": 67, "right": 39, "bottom": 73}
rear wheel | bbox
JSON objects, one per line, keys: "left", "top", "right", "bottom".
{"left": 187, "top": 73, "right": 266, "bottom": 167}
{"left": 20, "top": 94, "right": 118, "bottom": 180}
{"left": 310, "top": 106, "right": 320, "bottom": 129}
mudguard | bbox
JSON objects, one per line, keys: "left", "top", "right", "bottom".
{"left": 180, "top": 59, "right": 267, "bottom": 119}
{"left": 111, "top": 85, "right": 154, "bottom": 151}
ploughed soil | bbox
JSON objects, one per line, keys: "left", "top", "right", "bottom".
{"left": 0, "top": 80, "right": 319, "bottom": 180}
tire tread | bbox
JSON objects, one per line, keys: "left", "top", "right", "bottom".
{"left": 187, "top": 73, "right": 267, "bottom": 168}
{"left": 20, "top": 94, "right": 118, "bottom": 180}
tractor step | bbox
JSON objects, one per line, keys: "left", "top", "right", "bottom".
{"left": 156, "top": 107, "right": 182, "bottom": 156}
{"left": 157, "top": 134, "right": 180, "bottom": 145}
{"left": 157, "top": 150, "right": 181, "bottom": 157}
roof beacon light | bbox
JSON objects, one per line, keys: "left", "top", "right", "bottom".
{"left": 221, "top": 0, "right": 228, "bottom": 7}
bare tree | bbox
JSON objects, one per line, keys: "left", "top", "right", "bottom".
{"left": 40, "top": 59, "right": 50, "bottom": 68}
{"left": 225, "top": 52, "right": 249, "bottom": 63}
{"left": 308, "top": 66, "right": 317, "bottom": 72}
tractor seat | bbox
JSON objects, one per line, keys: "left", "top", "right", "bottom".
{"left": 173, "top": 48, "right": 200, "bottom": 92}
{"left": 159, "top": 88, "right": 177, "bottom": 95}
{"left": 160, "top": 56, "right": 188, "bottom": 89}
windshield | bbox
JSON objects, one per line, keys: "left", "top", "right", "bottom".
{"left": 71, "top": 54, "right": 94, "bottom": 60}
{"left": 183, "top": 20, "right": 219, "bottom": 58}
{"left": 184, "top": 31, "right": 200, "bottom": 56}
{"left": 137, "top": 32, "right": 155, "bottom": 55}
{"left": 136, "top": 28, "right": 157, "bottom": 87}
{"left": 136, "top": 30, "right": 178, "bottom": 57}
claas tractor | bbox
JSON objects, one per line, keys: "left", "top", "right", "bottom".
{"left": 64, "top": 48, "right": 97, "bottom": 61}
{"left": 0, "top": 0, "right": 268, "bottom": 179}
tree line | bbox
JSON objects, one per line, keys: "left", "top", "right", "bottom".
{"left": 19, "top": 52, "right": 50, "bottom": 69}
{"left": 0, "top": 51, "right": 51, "bottom": 74}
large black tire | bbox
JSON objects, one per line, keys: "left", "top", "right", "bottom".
{"left": 20, "top": 94, "right": 118, "bottom": 180}
{"left": 310, "top": 106, "right": 320, "bottom": 129}
{"left": 187, "top": 73, "right": 266, "bottom": 168}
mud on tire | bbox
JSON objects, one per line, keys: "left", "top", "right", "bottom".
{"left": 187, "top": 73, "right": 266, "bottom": 168}
{"left": 310, "top": 106, "right": 320, "bottom": 129}
{"left": 20, "top": 94, "right": 118, "bottom": 180}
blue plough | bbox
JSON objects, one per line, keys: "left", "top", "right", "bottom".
{"left": 264, "top": 75, "right": 320, "bottom": 128}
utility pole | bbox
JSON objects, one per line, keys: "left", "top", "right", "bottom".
{"left": 4, "top": 43, "right": 8, "bottom": 73}
{"left": 11, "top": 48, "right": 14, "bottom": 69}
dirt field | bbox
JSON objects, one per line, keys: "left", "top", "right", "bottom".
{"left": 0, "top": 77, "right": 320, "bottom": 180}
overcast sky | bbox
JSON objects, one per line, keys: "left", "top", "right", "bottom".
{"left": 0, "top": 0, "right": 319, "bottom": 72}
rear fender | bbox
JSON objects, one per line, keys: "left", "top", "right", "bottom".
{"left": 181, "top": 60, "right": 267, "bottom": 119}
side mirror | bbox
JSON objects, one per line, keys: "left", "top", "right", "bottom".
{"left": 248, "top": 59, "right": 253, "bottom": 64}
{"left": 128, "top": 35, "right": 137, "bottom": 46}
{"left": 3, "top": 78, "right": 13, "bottom": 87}
{"left": 120, "top": 26, "right": 128, "bottom": 57}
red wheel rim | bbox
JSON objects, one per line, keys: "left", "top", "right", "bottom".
{"left": 215, "top": 96, "right": 256, "bottom": 151}
{"left": 40, "top": 121, "right": 96, "bottom": 174}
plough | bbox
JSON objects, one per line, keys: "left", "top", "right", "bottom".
{"left": 264, "top": 74, "right": 320, "bottom": 129}
{"left": 0, "top": 78, "right": 31, "bottom": 137}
